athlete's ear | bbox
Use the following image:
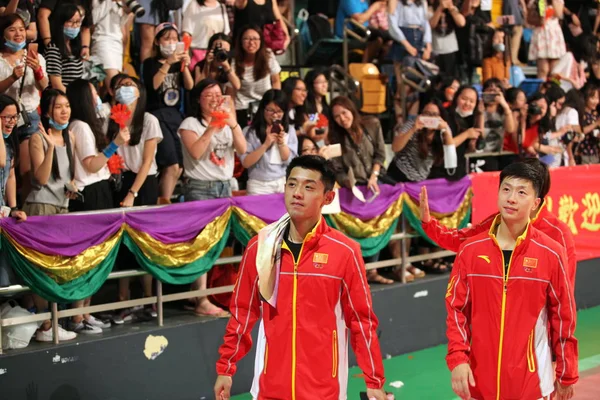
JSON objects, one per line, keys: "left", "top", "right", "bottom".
{"left": 532, "top": 197, "right": 541, "bottom": 213}
{"left": 323, "top": 189, "right": 335, "bottom": 206}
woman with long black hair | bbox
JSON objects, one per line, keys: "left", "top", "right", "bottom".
{"left": 0, "top": 94, "right": 27, "bottom": 290}
{"left": 44, "top": 3, "right": 84, "bottom": 91}
{"left": 240, "top": 89, "right": 297, "bottom": 195}
{"left": 107, "top": 74, "right": 161, "bottom": 324}
{"left": 25, "top": 88, "right": 79, "bottom": 342}
{"left": 66, "top": 78, "right": 131, "bottom": 334}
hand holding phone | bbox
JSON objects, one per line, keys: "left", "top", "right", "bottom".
{"left": 271, "top": 120, "right": 282, "bottom": 134}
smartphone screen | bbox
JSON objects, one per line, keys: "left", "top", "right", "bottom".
{"left": 176, "top": 42, "right": 185, "bottom": 53}
{"left": 28, "top": 43, "right": 38, "bottom": 57}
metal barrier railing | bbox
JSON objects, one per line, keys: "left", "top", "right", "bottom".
{"left": 0, "top": 212, "right": 455, "bottom": 353}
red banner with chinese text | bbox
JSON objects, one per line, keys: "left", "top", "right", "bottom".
{"left": 470, "top": 164, "right": 600, "bottom": 261}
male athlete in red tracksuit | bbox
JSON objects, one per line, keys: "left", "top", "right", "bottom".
{"left": 445, "top": 162, "right": 578, "bottom": 400}
{"left": 421, "top": 158, "right": 576, "bottom": 287}
{"left": 214, "top": 156, "right": 386, "bottom": 400}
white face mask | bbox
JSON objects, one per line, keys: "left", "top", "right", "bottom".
{"left": 160, "top": 43, "right": 177, "bottom": 57}
{"left": 456, "top": 107, "right": 474, "bottom": 118}
{"left": 443, "top": 142, "right": 458, "bottom": 174}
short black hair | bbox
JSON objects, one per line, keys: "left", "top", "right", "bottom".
{"left": 499, "top": 161, "right": 543, "bottom": 198}
{"left": 286, "top": 155, "right": 336, "bottom": 192}
{"left": 521, "top": 158, "right": 550, "bottom": 199}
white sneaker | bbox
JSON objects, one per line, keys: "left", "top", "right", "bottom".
{"left": 86, "top": 315, "right": 111, "bottom": 329}
{"left": 36, "top": 326, "right": 77, "bottom": 342}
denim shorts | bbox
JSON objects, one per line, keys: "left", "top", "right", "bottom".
{"left": 391, "top": 27, "right": 424, "bottom": 62}
{"left": 184, "top": 179, "right": 232, "bottom": 201}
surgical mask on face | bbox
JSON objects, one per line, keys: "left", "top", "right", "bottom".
{"left": 456, "top": 107, "right": 474, "bottom": 118}
{"left": 49, "top": 118, "right": 68, "bottom": 130}
{"left": 4, "top": 39, "right": 26, "bottom": 52}
{"left": 160, "top": 43, "right": 177, "bottom": 57}
{"left": 115, "top": 86, "right": 137, "bottom": 105}
{"left": 96, "top": 95, "right": 103, "bottom": 111}
{"left": 493, "top": 43, "right": 505, "bottom": 53}
{"left": 63, "top": 26, "right": 80, "bottom": 39}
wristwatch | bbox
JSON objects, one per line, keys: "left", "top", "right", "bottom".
{"left": 129, "top": 189, "right": 138, "bottom": 198}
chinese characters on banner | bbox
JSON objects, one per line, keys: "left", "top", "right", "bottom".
{"left": 470, "top": 164, "right": 600, "bottom": 261}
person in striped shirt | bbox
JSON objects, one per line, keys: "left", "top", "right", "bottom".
{"left": 44, "top": 3, "right": 84, "bottom": 92}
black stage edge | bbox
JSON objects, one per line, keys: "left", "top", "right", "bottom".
{"left": 1, "top": 259, "right": 599, "bottom": 400}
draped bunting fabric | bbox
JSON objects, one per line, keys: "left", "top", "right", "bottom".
{"left": 0, "top": 177, "right": 472, "bottom": 302}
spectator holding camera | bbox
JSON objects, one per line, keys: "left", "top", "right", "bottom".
{"left": 44, "top": 4, "right": 85, "bottom": 92}
{"left": 577, "top": 84, "right": 600, "bottom": 164}
{"left": 0, "top": 13, "right": 48, "bottom": 201}
{"left": 522, "top": 92, "right": 563, "bottom": 159}
{"left": 182, "top": 0, "right": 230, "bottom": 68}
{"left": 231, "top": 25, "right": 281, "bottom": 128}
{"left": 143, "top": 23, "right": 193, "bottom": 204}
{"left": 240, "top": 89, "right": 297, "bottom": 195}
{"left": 478, "top": 78, "right": 516, "bottom": 171}
{"left": 194, "top": 33, "right": 240, "bottom": 92}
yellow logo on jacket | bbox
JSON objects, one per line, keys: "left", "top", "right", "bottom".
{"left": 478, "top": 255, "right": 491, "bottom": 264}
{"left": 445, "top": 276, "right": 457, "bottom": 298}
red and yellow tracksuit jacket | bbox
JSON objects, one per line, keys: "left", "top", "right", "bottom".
{"left": 446, "top": 217, "right": 578, "bottom": 400}
{"left": 423, "top": 202, "right": 577, "bottom": 287}
{"left": 216, "top": 217, "right": 386, "bottom": 400}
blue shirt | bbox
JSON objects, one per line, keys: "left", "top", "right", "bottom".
{"left": 240, "top": 126, "right": 298, "bottom": 181}
{"left": 335, "top": 0, "right": 369, "bottom": 38}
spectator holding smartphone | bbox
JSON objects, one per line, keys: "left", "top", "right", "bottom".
{"left": 240, "top": 89, "right": 297, "bottom": 195}
{"left": 389, "top": 100, "right": 453, "bottom": 182}
{"left": 0, "top": 13, "right": 48, "bottom": 201}
{"left": 193, "top": 33, "right": 240, "bottom": 92}
{"left": 429, "top": 85, "right": 480, "bottom": 180}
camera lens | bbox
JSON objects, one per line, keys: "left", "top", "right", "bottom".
{"left": 125, "top": 0, "right": 145, "bottom": 17}
{"left": 215, "top": 48, "right": 229, "bottom": 62}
